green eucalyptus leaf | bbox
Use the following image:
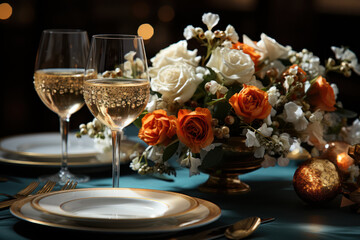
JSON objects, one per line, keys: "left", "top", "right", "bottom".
{"left": 199, "top": 147, "right": 224, "bottom": 169}
{"left": 163, "top": 141, "right": 179, "bottom": 162}
{"left": 133, "top": 111, "right": 148, "bottom": 128}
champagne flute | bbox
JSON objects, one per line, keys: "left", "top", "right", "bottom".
{"left": 83, "top": 34, "right": 150, "bottom": 187}
{"left": 34, "top": 29, "right": 90, "bottom": 183}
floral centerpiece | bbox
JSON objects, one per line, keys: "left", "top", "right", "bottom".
{"left": 79, "top": 13, "right": 360, "bottom": 183}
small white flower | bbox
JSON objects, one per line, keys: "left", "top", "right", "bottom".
{"left": 267, "top": 86, "right": 280, "bottom": 107}
{"left": 205, "top": 80, "right": 228, "bottom": 95}
{"left": 130, "top": 157, "right": 141, "bottom": 171}
{"left": 262, "top": 154, "right": 276, "bottom": 168}
{"left": 204, "top": 30, "right": 215, "bottom": 40}
{"left": 258, "top": 123, "right": 273, "bottom": 137}
{"left": 182, "top": 152, "right": 202, "bottom": 176}
{"left": 145, "top": 94, "right": 159, "bottom": 113}
{"left": 345, "top": 118, "right": 360, "bottom": 145}
{"left": 254, "top": 146, "right": 265, "bottom": 158}
{"left": 331, "top": 46, "right": 360, "bottom": 75}
{"left": 279, "top": 133, "right": 291, "bottom": 151}
{"left": 146, "top": 145, "right": 164, "bottom": 163}
{"left": 183, "top": 25, "right": 196, "bottom": 40}
{"left": 288, "top": 65, "right": 298, "bottom": 75}
{"left": 258, "top": 33, "right": 291, "bottom": 61}
{"left": 225, "top": 25, "right": 239, "bottom": 43}
{"left": 245, "top": 129, "right": 260, "bottom": 147}
{"left": 202, "top": 12, "right": 220, "bottom": 30}
{"left": 284, "top": 102, "right": 308, "bottom": 131}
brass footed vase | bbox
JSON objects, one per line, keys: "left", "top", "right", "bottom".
{"left": 198, "top": 137, "right": 264, "bottom": 194}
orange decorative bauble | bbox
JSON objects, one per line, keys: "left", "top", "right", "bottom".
{"left": 293, "top": 158, "right": 341, "bottom": 203}
{"left": 321, "top": 141, "right": 354, "bottom": 174}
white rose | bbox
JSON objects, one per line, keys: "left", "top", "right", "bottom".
{"left": 149, "top": 40, "right": 200, "bottom": 76}
{"left": 206, "top": 47, "right": 255, "bottom": 85}
{"left": 151, "top": 62, "right": 203, "bottom": 104}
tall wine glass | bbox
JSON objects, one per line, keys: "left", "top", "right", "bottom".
{"left": 84, "top": 34, "right": 150, "bottom": 187}
{"left": 34, "top": 29, "right": 90, "bottom": 183}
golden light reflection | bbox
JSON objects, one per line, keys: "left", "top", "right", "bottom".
{"left": 158, "top": 5, "right": 175, "bottom": 22}
{"left": 336, "top": 152, "right": 353, "bottom": 171}
{"left": 0, "top": 3, "right": 12, "bottom": 20}
{"left": 137, "top": 23, "right": 154, "bottom": 40}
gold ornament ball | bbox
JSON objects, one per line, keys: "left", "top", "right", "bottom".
{"left": 293, "top": 158, "right": 341, "bottom": 203}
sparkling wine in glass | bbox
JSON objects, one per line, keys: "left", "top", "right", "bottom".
{"left": 84, "top": 34, "right": 150, "bottom": 187}
{"left": 34, "top": 29, "right": 90, "bottom": 183}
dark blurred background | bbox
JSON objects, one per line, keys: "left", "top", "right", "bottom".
{"left": 1, "top": 0, "right": 360, "bottom": 138}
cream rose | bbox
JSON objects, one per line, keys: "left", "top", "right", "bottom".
{"left": 149, "top": 40, "right": 200, "bottom": 77}
{"left": 151, "top": 63, "right": 204, "bottom": 104}
{"left": 206, "top": 47, "right": 255, "bottom": 85}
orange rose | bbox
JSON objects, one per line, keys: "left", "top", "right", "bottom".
{"left": 232, "top": 42, "right": 261, "bottom": 68}
{"left": 138, "top": 110, "right": 177, "bottom": 146}
{"left": 229, "top": 84, "right": 271, "bottom": 123}
{"left": 176, "top": 107, "right": 214, "bottom": 153}
{"left": 307, "top": 76, "right": 336, "bottom": 112}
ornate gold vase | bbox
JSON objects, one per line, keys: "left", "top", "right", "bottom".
{"left": 198, "top": 137, "right": 263, "bottom": 194}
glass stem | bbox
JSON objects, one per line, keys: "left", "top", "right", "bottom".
{"left": 111, "top": 129, "right": 122, "bottom": 188}
{"left": 60, "top": 117, "right": 70, "bottom": 175}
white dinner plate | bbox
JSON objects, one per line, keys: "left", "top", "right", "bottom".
{"left": 11, "top": 194, "right": 221, "bottom": 233}
{"left": 31, "top": 188, "right": 199, "bottom": 227}
{"left": 0, "top": 132, "right": 97, "bottom": 159}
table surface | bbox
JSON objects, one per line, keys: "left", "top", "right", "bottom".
{"left": 0, "top": 126, "right": 359, "bottom": 240}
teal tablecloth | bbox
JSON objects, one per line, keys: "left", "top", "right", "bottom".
{"left": 0, "top": 126, "right": 359, "bottom": 239}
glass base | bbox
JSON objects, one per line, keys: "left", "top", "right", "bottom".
{"left": 38, "top": 169, "right": 89, "bottom": 184}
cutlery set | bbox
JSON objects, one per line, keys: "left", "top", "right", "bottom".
{"left": 0, "top": 180, "right": 77, "bottom": 209}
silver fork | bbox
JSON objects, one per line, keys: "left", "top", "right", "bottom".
{"left": 0, "top": 181, "right": 39, "bottom": 200}
{"left": 0, "top": 181, "right": 56, "bottom": 209}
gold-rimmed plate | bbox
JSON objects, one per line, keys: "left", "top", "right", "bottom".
{"left": 10, "top": 194, "right": 221, "bottom": 233}
{"left": 0, "top": 137, "right": 145, "bottom": 167}
{"left": 0, "top": 132, "right": 98, "bottom": 159}
{"left": 30, "top": 188, "right": 199, "bottom": 227}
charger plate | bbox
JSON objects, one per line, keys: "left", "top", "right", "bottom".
{"left": 31, "top": 188, "right": 199, "bottom": 227}
{"left": 11, "top": 195, "right": 221, "bottom": 233}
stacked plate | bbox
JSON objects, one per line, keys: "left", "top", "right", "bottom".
{"left": 10, "top": 188, "right": 221, "bottom": 233}
{"left": 0, "top": 133, "right": 145, "bottom": 167}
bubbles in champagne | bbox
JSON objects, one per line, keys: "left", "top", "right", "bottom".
{"left": 83, "top": 78, "right": 150, "bottom": 129}
{"left": 34, "top": 69, "right": 85, "bottom": 118}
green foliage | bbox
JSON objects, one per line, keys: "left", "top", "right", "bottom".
{"left": 163, "top": 141, "right": 180, "bottom": 162}
{"left": 133, "top": 111, "right": 148, "bottom": 128}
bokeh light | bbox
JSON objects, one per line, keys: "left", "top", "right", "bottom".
{"left": 158, "top": 5, "right": 175, "bottom": 22}
{"left": 137, "top": 23, "right": 154, "bottom": 40}
{"left": 0, "top": 3, "right": 12, "bottom": 20}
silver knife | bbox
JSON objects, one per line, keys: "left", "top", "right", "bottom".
{"left": 171, "top": 217, "right": 275, "bottom": 240}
